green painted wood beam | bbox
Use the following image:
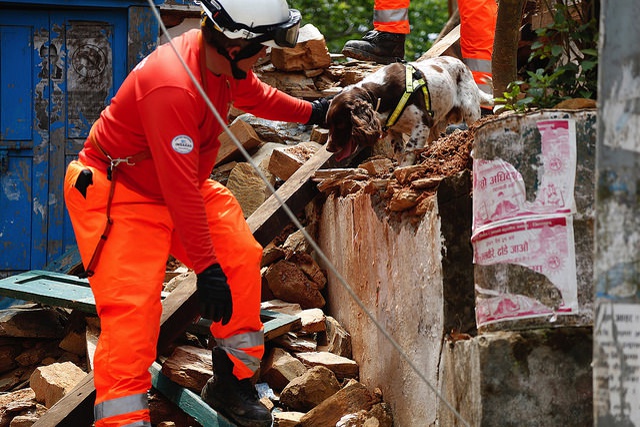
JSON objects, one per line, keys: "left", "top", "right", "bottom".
{"left": 149, "top": 362, "right": 235, "bottom": 427}
{"left": 0, "top": 270, "right": 301, "bottom": 341}
{"left": 0, "top": 270, "right": 95, "bottom": 314}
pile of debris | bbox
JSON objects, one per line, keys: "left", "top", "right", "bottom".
{"left": 0, "top": 23, "right": 482, "bottom": 427}
{"left": 161, "top": 252, "right": 394, "bottom": 426}
{"left": 0, "top": 252, "right": 393, "bottom": 427}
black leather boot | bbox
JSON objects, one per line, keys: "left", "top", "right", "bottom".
{"left": 341, "top": 30, "right": 406, "bottom": 64}
{"left": 201, "top": 347, "right": 272, "bottom": 427}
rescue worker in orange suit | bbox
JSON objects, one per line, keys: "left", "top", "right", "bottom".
{"left": 342, "top": 0, "right": 498, "bottom": 97}
{"left": 63, "top": 0, "right": 328, "bottom": 426}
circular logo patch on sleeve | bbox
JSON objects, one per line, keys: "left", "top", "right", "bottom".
{"left": 171, "top": 135, "right": 194, "bottom": 154}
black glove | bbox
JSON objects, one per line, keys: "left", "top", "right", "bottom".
{"left": 196, "top": 264, "right": 233, "bottom": 325}
{"left": 305, "top": 97, "right": 330, "bottom": 127}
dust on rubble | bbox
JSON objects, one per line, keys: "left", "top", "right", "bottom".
{"left": 315, "top": 116, "right": 496, "bottom": 217}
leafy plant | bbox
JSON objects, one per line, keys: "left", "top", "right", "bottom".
{"left": 502, "top": 0, "right": 599, "bottom": 111}
{"left": 495, "top": 81, "right": 532, "bottom": 113}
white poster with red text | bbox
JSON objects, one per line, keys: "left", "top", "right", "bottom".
{"left": 472, "top": 119, "right": 579, "bottom": 327}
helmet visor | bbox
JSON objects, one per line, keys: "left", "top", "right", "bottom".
{"left": 269, "top": 9, "right": 301, "bottom": 48}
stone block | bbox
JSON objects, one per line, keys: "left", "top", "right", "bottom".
{"left": 29, "top": 362, "right": 86, "bottom": 408}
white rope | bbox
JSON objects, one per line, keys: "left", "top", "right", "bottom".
{"left": 143, "top": 3, "right": 469, "bottom": 425}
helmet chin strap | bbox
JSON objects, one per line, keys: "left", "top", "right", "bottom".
{"left": 216, "top": 42, "right": 265, "bottom": 80}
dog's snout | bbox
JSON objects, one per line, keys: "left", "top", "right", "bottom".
{"left": 325, "top": 140, "right": 338, "bottom": 153}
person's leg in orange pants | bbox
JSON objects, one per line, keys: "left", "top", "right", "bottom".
{"left": 342, "top": 0, "right": 410, "bottom": 64}
{"left": 65, "top": 160, "right": 171, "bottom": 426}
{"left": 170, "top": 179, "right": 265, "bottom": 380}
{"left": 65, "top": 164, "right": 264, "bottom": 426}
{"left": 373, "top": 0, "right": 410, "bottom": 34}
{"left": 458, "top": 0, "right": 498, "bottom": 96}
{"left": 171, "top": 179, "right": 269, "bottom": 426}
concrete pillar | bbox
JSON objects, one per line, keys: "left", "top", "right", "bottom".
{"left": 593, "top": 1, "right": 640, "bottom": 425}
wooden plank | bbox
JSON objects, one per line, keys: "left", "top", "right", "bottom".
{"left": 0, "top": 268, "right": 299, "bottom": 343}
{"left": 32, "top": 371, "right": 96, "bottom": 427}
{"left": 157, "top": 271, "right": 201, "bottom": 354}
{"left": 29, "top": 278, "right": 302, "bottom": 427}
{"left": 247, "top": 145, "right": 334, "bottom": 246}
{"left": 418, "top": 24, "right": 461, "bottom": 60}
{"left": 149, "top": 362, "right": 235, "bottom": 427}
{"left": 190, "top": 309, "right": 302, "bottom": 341}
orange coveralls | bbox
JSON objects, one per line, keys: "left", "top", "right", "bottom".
{"left": 64, "top": 29, "right": 311, "bottom": 426}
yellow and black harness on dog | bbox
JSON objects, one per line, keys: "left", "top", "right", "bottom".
{"left": 382, "top": 63, "right": 434, "bottom": 131}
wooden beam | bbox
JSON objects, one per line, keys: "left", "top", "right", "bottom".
{"left": 418, "top": 24, "right": 461, "bottom": 61}
{"left": 247, "top": 145, "right": 334, "bottom": 246}
{"left": 149, "top": 362, "right": 235, "bottom": 427}
{"left": 31, "top": 371, "right": 96, "bottom": 427}
{"left": 156, "top": 271, "right": 200, "bottom": 355}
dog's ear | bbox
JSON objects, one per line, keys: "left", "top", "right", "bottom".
{"left": 349, "top": 98, "right": 382, "bottom": 147}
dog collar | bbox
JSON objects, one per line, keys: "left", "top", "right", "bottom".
{"left": 384, "top": 63, "right": 434, "bottom": 130}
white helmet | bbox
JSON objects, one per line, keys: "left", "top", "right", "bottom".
{"left": 199, "top": 0, "right": 301, "bottom": 48}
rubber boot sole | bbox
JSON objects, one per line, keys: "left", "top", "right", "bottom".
{"left": 341, "top": 46, "right": 400, "bottom": 65}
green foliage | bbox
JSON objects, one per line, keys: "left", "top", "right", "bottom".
{"left": 288, "top": 0, "right": 449, "bottom": 60}
{"left": 495, "top": 81, "right": 533, "bottom": 113}
{"left": 499, "top": 0, "right": 599, "bottom": 111}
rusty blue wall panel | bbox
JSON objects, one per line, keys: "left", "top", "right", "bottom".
{"left": 128, "top": 6, "right": 160, "bottom": 71}
{"left": 52, "top": 11, "right": 129, "bottom": 267}
{"left": 0, "top": 2, "right": 160, "bottom": 277}
{"left": 3, "top": 0, "right": 163, "bottom": 6}
{"left": 0, "top": 26, "right": 32, "bottom": 142}
{"left": 0, "top": 12, "right": 49, "bottom": 277}
{"left": 0, "top": 157, "right": 32, "bottom": 271}
{"left": 63, "top": 18, "right": 119, "bottom": 139}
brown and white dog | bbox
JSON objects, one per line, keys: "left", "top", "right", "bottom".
{"left": 325, "top": 56, "right": 494, "bottom": 165}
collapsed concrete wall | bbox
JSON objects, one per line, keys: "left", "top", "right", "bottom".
{"left": 317, "top": 171, "right": 475, "bottom": 426}
{"left": 318, "top": 190, "right": 444, "bottom": 426}
{"left": 317, "top": 141, "right": 594, "bottom": 426}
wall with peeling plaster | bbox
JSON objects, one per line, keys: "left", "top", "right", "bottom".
{"left": 317, "top": 171, "right": 475, "bottom": 426}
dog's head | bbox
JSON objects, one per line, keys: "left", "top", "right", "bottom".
{"left": 325, "top": 88, "right": 383, "bottom": 162}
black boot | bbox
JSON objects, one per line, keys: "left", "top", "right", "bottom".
{"left": 201, "top": 347, "right": 272, "bottom": 427}
{"left": 341, "top": 30, "right": 406, "bottom": 64}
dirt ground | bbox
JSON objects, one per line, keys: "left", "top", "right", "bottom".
{"left": 412, "top": 116, "right": 497, "bottom": 181}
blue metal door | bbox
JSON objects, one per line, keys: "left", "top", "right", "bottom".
{"left": 0, "top": 8, "right": 127, "bottom": 277}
